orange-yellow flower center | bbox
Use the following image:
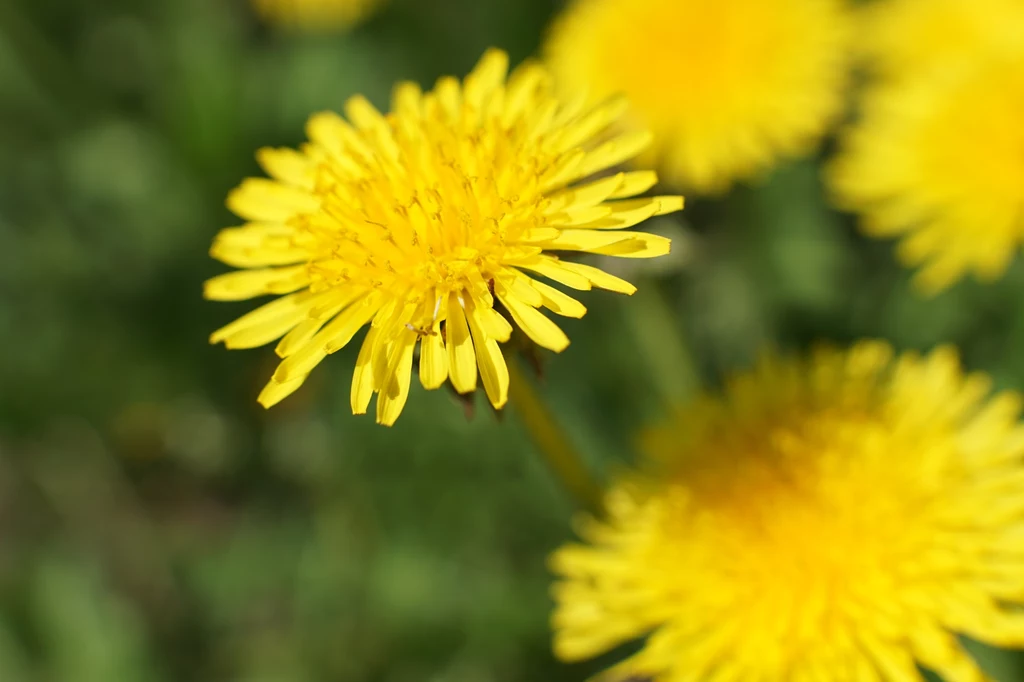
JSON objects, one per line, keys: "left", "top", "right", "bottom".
{"left": 652, "top": 403, "right": 976, "bottom": 667}
{"left": 296, "top": 98, "right": 563, "bottom": 329}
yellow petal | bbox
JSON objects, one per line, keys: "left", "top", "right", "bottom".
{"left": 446, "top": 292, "right": 477, "bottom": 394}
{"left": 464, "top": 48, "right": 509, "bottom": 108}
{"left": 498, "top": 271, "right": 544, "bottom": 307}
{"left": 377, "top": 328, "right": 418, "bottom": 426}
{"left": 256, "top": 147, "right": 314, "bottom": 189}
{"left": 475, "top": 305, "right": 514, "bottom": 342}
{"left": 273, "top": 294, "right": 382, "bottom": 382}
{"left": 574, "top": 130, "right": 653, "bottom": 180}
{"left": 220, "top": 311, "right": 306, "bottom": 350}
{"left": 209, "top": 221, "right": 309, "bottom": 268}
{"left": 274, "top": 290, "right": 364, "bottom": 357}
{"left": 434, "top": 76, "right": 462, "bottom": 121}
{"left": 322, "top": 295, "right": 385, "bottom": 353}
{"left": 465, "top": 298, "right": 509, "bottom": 409}
{"left": 533, "top": 229, "right": 636, "bottom": 252}
{"left": 391, "top": 81, "right": 422, "bottom": 118}
{"left": 531, "top": 280, "right": 586, "bottom": 318}
{"left": 226, "top": 178, "right": 320, "bottom": 222}
{"left": 539, "top": 149, "right": 585, "bottom": 192}
{"left": 590, "top": 232, "right": 672, "bottom": 258}
{"left": 498, "top": 290, "right": 569, "bottom": 352}
{"left": 544, "top": 173, "right": 624, "bottom": 213}
{"left": 258, "top": 375, "right": 307, "bottom": 409}
{"left": 210, "top": 242, "right": 308, "bottom": 268}
{"left": 275, "top": 317, "right": 326, "bottom": 358}
{"left": 305, "top": 111, "right": 373, "bottom": 166}
{"left": 204, "top": 265, "right": 310, "bottom": 301}
{"left": 559, "top": 262, "right": 637, "bottom": 294}
{"left": 515, "top": 257, "right": 593, "bottom": 290}
{"left": 550, "top": 96, "right": 629, "bottom": 153}
{"left": 350, "top": 326, "right": 380, "bottom": 415}
{"left": 502, "top": 61, "right": 547, "bottom": 125}
{"left": 418, "top": 320, "right": 449, "bottom": 390}
{"left": 210, "top": 291, "right": 309, "bottom": 344}
{"left": 544, "top": 205, "right": 615, "bottom": 228}
{"left": 345, "top": 95, "right": 399, "bottom": 160}
{"left": 576, "top": 196, "right": 684, "bottom": 230}
{"left": 911, "top": 628, "right": 989, "bottom": 682}
{"left": 609, "top": 170, "right": 659, "bottom": 199}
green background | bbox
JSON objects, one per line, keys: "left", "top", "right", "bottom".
{"left": 2, "top": 0, "right": 1024, "bottom": 680}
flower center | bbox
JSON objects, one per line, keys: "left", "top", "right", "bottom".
{"left": 664, "top": 408, "right": 943, "bottom": 654}
{"left": 301, "top": 114, "right": 555, "bottom": 326}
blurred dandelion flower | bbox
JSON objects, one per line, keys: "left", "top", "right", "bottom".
{"left": 205, "top": 49, "right": 682, "bottom": 426}
{"left": 552, "top": 341, "right": 1024, "bottom": 681}
{"left": 544, "top": 0, "right": 852, "bottom": 194}
{"left": 250, "top": 0, "right": 384, "bottom": 31}
{"left": 857, "top": 0, "right": 1024, "bottom": 82}
{"left": 828, "top": 57, "right": 1024, "bottom": 293}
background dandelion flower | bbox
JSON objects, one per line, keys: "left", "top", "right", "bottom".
{"left": 552, "top": 341, "right": 1024, "bottom": 681}
{"left": 544, "top": 0, "right": 853, "bottom": 194}
{"left": 828, "top": 56, "right": 1024, "bottom": 293}
{"left": 205, "top": 49, "right": 682, "bottom": 426}
{"left": 250, "top": 0, "right": 384, "bottom": 31}
{"left": 857, "top": 0, "right": 1024, "bottom": 82}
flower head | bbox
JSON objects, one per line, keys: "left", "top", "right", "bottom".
{"left": 544, "top": 0, "right": 852, "bottom": 193}
{"left": 250, "top": 0, "right": 384, "bottom": 30}
{"left": 828, "top": 56, "right": 1024, "bottom": 293}
{"left": 857, "top": 0, "right": 1024, "bottom": 82}
{"left": 552, "top": 341, "right": 1024, "bottom": 681}
{"left": 205, "top": 49, "right": 682, "bottom": 425}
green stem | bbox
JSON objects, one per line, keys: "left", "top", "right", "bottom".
{"left": 621, "top": 282, "right": 700, "bottom": 407}
{"left": 507, "top": 357, "right": 604, "bottom": 516}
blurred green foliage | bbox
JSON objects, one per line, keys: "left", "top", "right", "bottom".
{"left": 3, "top": 0, "right": 1024, "bottom": 680}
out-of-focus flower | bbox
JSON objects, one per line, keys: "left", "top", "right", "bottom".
{"left": 544, "top": 0, "right": 852, "bottom": 194}
{"left": 857, "top": 0, "right": 1024, "bottom": 82}
{"left": 552, "top": 341, "right": 1024, "bottom": 681}
{"left": 250, "top": 0, "right": 384, "bottom": 31}
{"left": 828, "top": 56, "right": 1024, "bottom": 293}
{"left": 206, "top": 49, "right": 682, "bottom": 426}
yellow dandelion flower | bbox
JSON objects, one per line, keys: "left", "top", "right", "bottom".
{"left": 250, "top": 0, "right": 384, "bottom": 31}
{"left": 205, "top": 49, "right": 683, "bottom": 426}
{"left": 552, "top": 341, "right": 1024, "bottom": 681}
{"left": 858, "top": 0, "right": 1024, "bottom": 82}
{"left": 544, "top": 0, "right": 853, "bottom": 194}
{"left": 828, "top": 56, "right": 1024, "bottom": 293}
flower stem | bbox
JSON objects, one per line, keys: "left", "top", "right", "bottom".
{"left": 621, "top": 282, "right": 699, "bottom": 407}
{"left": 507, "top": 357, "right": 604, "bottom": 516}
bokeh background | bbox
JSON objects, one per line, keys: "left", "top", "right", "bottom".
{"left": 3, "top": 0, "right": 1024, "bottom": 680}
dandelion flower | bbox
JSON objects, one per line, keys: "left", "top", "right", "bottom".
{"left": 544, "top": 0, "right": 852, "bottom": 194}
{"left": 205, "top": 49, "right": 682, "bottom": 426}
{"left": 552, "top": 341, "right": 1024, "bottom": 681}
{"left": 858, "top": 0, "right": 1024, "bottom": 82}
{"left": 828, "top": 57, "right": 1024, "bottom": 293}
{"left": 251, "top": 0, "right": 384, "bottom": 31}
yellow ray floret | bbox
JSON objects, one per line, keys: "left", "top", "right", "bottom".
{"left": 205, "top": 49, "right": 683, "bottom": 425}
{"left": 544, "top": 0, "right": 853, "bottom": 194}
{"left": 250, "top": 0, "right": 384, "bottom": 30}
{"left": 857, "top": 0, "right": 1024, "bottom": 82}
{"left": 828, "top": 56, "right": 1024, "bottom": 293}
{"left": 551, "top": 341, "right": 1024, "bottom": 681}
